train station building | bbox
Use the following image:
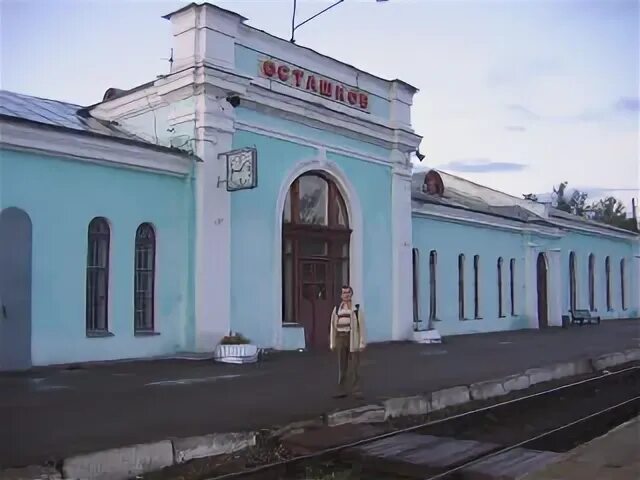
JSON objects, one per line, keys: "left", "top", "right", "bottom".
{"left": 1, "top": 2, "right": 638, "bottom": 370}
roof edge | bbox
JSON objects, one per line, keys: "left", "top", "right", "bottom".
{"left": 0, "top": 113, "right": 198, "bottom": 160}
{"left": 162, "top": 2, "right": 248, "bottom": 22}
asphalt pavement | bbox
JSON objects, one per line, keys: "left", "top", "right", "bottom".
{"left": 1, "top": 319, "right": 639, "bottom": 467}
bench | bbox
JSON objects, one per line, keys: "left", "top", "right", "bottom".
{"left": 570, "top": 309, "right": 601, "bottom": 326}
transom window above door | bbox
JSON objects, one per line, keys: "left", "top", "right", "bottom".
{"left": 283, "top": 173, "right": 349, "bottom": 229}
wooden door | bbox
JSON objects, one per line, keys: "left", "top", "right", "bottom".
{"left": 299, "top": 260, "right": 333, "bottom": 349}
{"left": 537, "top": 253, "right": 548, "bottom": 328}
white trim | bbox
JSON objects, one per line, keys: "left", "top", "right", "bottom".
{"left": 391, "top": 163, "right": 414, "bottom": 340}
{"left": 412, "top": 209, "right": 564, "bottom": 239}
{"left": 523, "top": 243, "right": 537, "bottom": 328}
{"left": 547, "top": 250, "right": 563, "bottom": 327}
{"left": 0, "top": 120, "right": 193, "bottom": 176}
{"left": 548, "top": 217, "right": 638, "bottom": 241}
{"left": 234, "top": 120, "right": 390, "bottom": 166}
{"left": 272, "top": 154, "right": 363, "bottom": 349}
{"left": 191, "top": 94, "right": 235, "bottom": 352}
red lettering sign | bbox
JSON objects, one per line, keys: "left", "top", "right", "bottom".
{"left": 319, "top": 80, "right": 333, "bottom": 97}
{"left": 359, "top": 93, "right": 368, "bottom": 110}
{"left": 306, "top": 75, "right": 317, "bottom": 92}
{"left": 277, "top": 65, "right": 290, "bottom": 82}
{"left": 292, "top": 69, "right": 304, "bottom": 87}
{"left": 260, "top": 59, "right": 369, "bottom": 112}
{"left": 262, "top": 60, "right": 276, "bottom": 77}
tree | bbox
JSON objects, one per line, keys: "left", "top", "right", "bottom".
{"left": 551, "top": 182, "right": 590, "bottom": 216}
{"left": 590, "top": 196, "right": 638, "bottom": 232}
{"left": 553, "top": 182, "right": 571, "bottom": 213}
{"left": 569, "top": 189, "right": 590, "bottom": 216}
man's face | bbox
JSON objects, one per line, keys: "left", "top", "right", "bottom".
{"left": 341, "top": 288, "right": 353, "bottom": 302}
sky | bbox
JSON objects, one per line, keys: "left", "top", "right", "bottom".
{"left": 2, "top": 0, "right": 639, "bottom": 210}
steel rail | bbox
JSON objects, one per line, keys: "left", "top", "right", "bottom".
{"left": 423, "top": 394, "right": 640, "bottom": 480}
{"left": 207, "top": 364, "right": 639, "bottom": 480}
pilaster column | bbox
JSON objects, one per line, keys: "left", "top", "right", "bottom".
{"left": 390, "top": 151, "right": 413, "bottom": 340}
{"left": 523, "top": 238, "right": 539, "bottom": 329}
{"left": 192, "top": 93, "right": 236, "bottom": 351}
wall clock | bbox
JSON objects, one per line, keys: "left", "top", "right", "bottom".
{"left": 222, "top": 147, "right": 258, "bottom": 191}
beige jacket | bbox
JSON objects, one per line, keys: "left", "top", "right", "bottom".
{"left": 329, "top": 303, "right": 366, "bottom": 352}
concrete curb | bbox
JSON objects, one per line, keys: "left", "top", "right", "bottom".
{"left": 62, "top": 441, "right": 174, "bottom": 480}
{"left": 3, "top": 348, "right": 638, "bottom": 480}
{"left": 172, "top": 432, "right": 256, "bottom": 464}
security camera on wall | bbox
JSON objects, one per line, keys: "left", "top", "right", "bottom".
{"left": 226, "top": 96, "right": 241, "bottom": 108}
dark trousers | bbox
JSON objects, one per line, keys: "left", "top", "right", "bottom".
{"left": 336, "top": 332, "right": 360, "bottom": 394}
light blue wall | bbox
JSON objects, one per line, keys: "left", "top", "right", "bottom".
{"left": 230, "top": 107, "right": 394, "bottom": 347}
{"left": 327, "top": 151, "right": 393, "bottom": 343}
{"left": 1, "top": 149, "right": 193, "bottom": 365}
{"left": 556, "top": 231, "right": 637, "bottom": 319}
{"left": 412, "top": 215, "right": 529, "bottom": 335}
{"left": 234, "top": 45, "right": 392, "bottom": 120}
{"left": 413, "top": 212, "right": 638, "bottom": 337}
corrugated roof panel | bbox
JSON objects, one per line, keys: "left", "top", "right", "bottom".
{"left": 0, "top": 90, "right": 143, "bottom": 142}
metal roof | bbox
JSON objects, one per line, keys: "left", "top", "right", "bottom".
{"left": 0, "top": 90, "right": 142, "bottom": 141}
{"left": 411, "top": 170, "right": 638, "bottom": 236}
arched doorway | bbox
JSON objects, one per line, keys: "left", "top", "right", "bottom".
{"left": 282, "top": 172, "right": 351, "bottom": 349}
{"left": 0, "top": 207, "right": 32, "bottom": 371}
{"left": 537, "top": 252, "right": 549, "bottom": 328}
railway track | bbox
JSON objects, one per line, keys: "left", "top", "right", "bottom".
{"left": 422, "top": 395, "right": 639, "bottom": 480}
{"left": 208, "top": 365, "right": 640, "bottom": 480}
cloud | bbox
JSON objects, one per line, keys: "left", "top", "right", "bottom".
{"left": 488, "top": 58, "right": 562, "bottom": 88}
{"left": 505, "top": 125, "right": 527, "bottom": 132}
{"left": 506, "top": 97, "right": 640, "bottom": 124}
{"left": 614, "top": 96, "right": 640, "bottom": 113}
{"left": 438, "top": 158, "right": 528, "bottom": 173}
{"left": 507, "top": 104, "right": 541, "bottom": 121}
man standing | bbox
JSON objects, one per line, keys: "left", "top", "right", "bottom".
{"left": 330, "top": 285, "right": 366, "bottom": 399}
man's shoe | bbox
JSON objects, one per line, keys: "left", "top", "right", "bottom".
{"left": 333, "top": 393, "right": 347, "bottom": 399}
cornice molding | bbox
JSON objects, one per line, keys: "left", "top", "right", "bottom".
{"left": 412, "top": 208, "right": 564, "bottom": 239}
{"left": 0, "top": 120, "right": 194, "bottom": 176}
{"left": 234, "top": 120, "right": 391, "bottom": 166}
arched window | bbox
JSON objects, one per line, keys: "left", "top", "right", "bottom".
{"left": 620, "top": 259, "right": 626, "bottom": 310}
{"left": 497, "top": 258, "right": 504, "bottom": 317}
{"left": 510, "top": 258, "right": 516, "bottom": 315}
{"left": 429, "top": 250, "right": 437, "bottom": 321}
{"left": 86, "top": 217, "right": 110, "bottom": 334}
{"left": 588, "top": 254, "right": 596, "bottom": 311}
{"left": 569, "top": 252, "right": 577, "bottom": 312}
{"left": 474, "top": 255, "right": 480, "bottom": 319}
{"left": 281, "top": 173, "right": 351, "bottom": 348}
{"left": 283, "top": 174, "right": 348, "bottom": 228}
{"left": 412, "top": 248, "right": 420, "bottom": 323}
{"left": 458, "top": 254, "right": 465, "bottom": 319}
{"left": 134, "top": 223, "right": 156, "bottom": 333}
{"left": 605, "top": 256, "right": 611, "bottom": 311}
